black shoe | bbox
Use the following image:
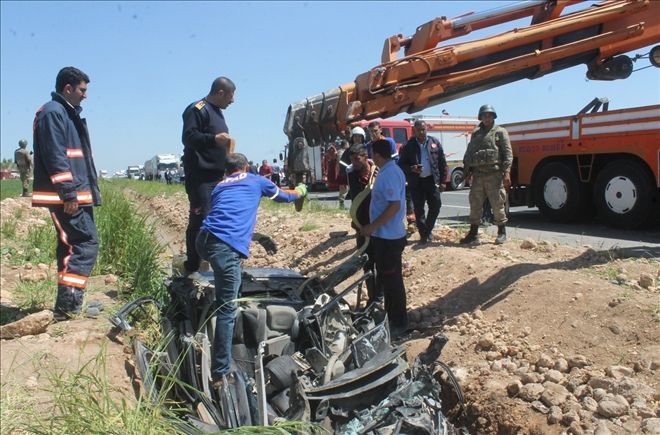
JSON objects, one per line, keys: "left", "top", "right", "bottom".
{"left": 460, "top": 225, "right": 479, "bottom": 244}
{"left": 426, "top": 233, "right": 434, "bottom": 243}
{"left": 391, "top": 324, "right": 410, "bottom": 339}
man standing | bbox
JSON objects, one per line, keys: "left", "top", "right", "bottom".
{"left": 360, "top": 140, "right": 408, "bottom": 337}
{"left": 460, "top": 104, "right": 512, "bottom": 245}
{"left": 181, "top": 76, "right": 235, "bottom": 275}
{"left": 347, "top": 144, "right": 378, "bottom": 304}
{"left": 398, "top": 120, "right": 447, "bottom": 244}
{"left": 196, "top": 153, "right": 307, "bottom": 387}
{"left": 258, "top": 159, "right": 273, "bottom": 180}
{"left": 365, "top": 121, "right": 398, "bottom": 160}
{"left": 32, "top": 67, "right": 101, "bottom": 319}
{"left": 14, "top": 139, "right": 32, "bottom": 197}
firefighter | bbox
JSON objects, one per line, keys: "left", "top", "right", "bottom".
{"left": 32, "top": 67, "right": 101, "bottom": 319}
{"left": 460, "top": 104, "right": 512, "bottom": 245}
{"left": 14, "top": 139, "right": 32, "bottom": 197}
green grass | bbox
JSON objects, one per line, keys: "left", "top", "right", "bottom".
{"left": 300, "top": 222, "right": 320, "bottom": 231}
{"left": 12, "top": 275, "right": 56, "bottom": 312}
{"left": 95, "top": 181, "right": 168, "bottom": 301}
{"left": 1, "top": 217, "right": 17, "bottom": 239}
{"left": 107, "top": 178, "right": 184, "bottom": 197}
{"left": 0, "top": 179, "right": 22, "bottom": 200}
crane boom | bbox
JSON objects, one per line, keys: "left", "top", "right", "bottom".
{"left": 284, "top": 0, "right": 660, "bottom": 155}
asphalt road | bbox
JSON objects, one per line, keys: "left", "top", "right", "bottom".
{"left": 308, "top": 189, "right": 660, "bottom": 256}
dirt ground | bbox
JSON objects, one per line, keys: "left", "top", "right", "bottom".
{"left": 1, "top": 192, "right": 658, "bottom": 434}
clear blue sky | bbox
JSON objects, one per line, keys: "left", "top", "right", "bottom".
{"left": 2, "top": 1, "right": 658, "bottom": 175}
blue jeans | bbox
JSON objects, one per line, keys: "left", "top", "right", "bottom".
{"left": 196, "top": 230, "right": 242, "bottom": 379}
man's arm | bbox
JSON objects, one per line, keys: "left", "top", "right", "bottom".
{"left": 436, "top": 139, "right": 448, "bottom": 190}
{"left": 182, "top": 104, "right": 230, "bottom": 151}
{"left": 498, "top": 128, "right": 513, "bottom": 188}
{"left": 361, "top": 201, "right": 400, "bottom": 236}
{"left": 37, "top": 111, "right": 78, "bottom": 204}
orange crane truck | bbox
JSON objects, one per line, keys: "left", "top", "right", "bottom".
{"left": 283, "top": 0, "right": 660, "bottom": 225}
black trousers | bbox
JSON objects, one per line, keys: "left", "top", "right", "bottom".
{"left": 371, "top": 236, "right": 408, "bottom": 329}
{"left": 49, "top": 206, "right": 99, "bottom": 289}
{"left": 356, "top": 234, "right": 376, "bottom": 303}
{"left": 184, "top": 177, "right": 219, "bottom": 272}
{"left": 411, "top": 176, "right": 441, "bottom": 238}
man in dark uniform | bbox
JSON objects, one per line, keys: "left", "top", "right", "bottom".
{"left": 32, "top": 66, "right": 101, "bottom": 319}
{"left": 181, "top": 76, "right": 236, "bottom": 275}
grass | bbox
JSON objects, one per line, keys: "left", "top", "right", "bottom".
{"left": 0, "top": 179, "right": 22, "bottom": 200}
{"left": 300, "top": 222, "right": 320, "bottom": 231}
{"left": 95, "top": 180, "right": 168, "bottom": 302}
{"left": 107, "top": 178, "right": 184, "bottom": 198}
{"left": 1, "top": 216, "right": 17, "bottom": 238}
{"left": 12, "top": 275, "right": 56, "bottom": 312}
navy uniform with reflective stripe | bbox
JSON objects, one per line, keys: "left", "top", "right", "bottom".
{"left": 32, "top": 92, "right": 100, "bottom": 290}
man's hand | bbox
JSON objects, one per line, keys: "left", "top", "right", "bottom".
{"left": 63, "top": 199, "right": 78, "bottom": 215}
{"left": 503, "top": 172, "right": 511, "bottom": 188}
{"left": 360, "top": 223, "right": 375, "bottom": 237}
{"left": 294, "top": 183, "right": 308, "bottom": 198}
{"left": 437, "top": 183, "right": 446, "bottom": 192}
{"left": 411, "top": 164, "right": 422, "bottom": 174}
{"left": 215, "top": 132, "right": 232, "bottom": 148}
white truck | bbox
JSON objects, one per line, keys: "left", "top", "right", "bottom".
{"left": 144, "top": 154, "right": 180, "bottom": 181}
{"left": 127, "top": 165, "right": 141, "bottom": 179}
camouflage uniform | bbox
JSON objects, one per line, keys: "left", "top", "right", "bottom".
{"left": 463, "top": 124, "right": 512, "bottom": 225}
{"left": 14, "top": 140, "right": 32, "bottom": 196}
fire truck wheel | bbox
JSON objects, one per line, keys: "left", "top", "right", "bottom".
{"left": 594, "top": 160, "right": 655, "bottom": 229}
{"left": 534, "top": 161, "right": 591, "bottom": 222}
{"left": 449, "top": 168, "right": 465, "bottom": 190}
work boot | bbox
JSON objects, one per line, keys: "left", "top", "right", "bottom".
{"left": 53, "top": 285, "right": 83, "bottom": 320}
{"left": 21, "top": 188, "right": 30, "bottom": 197}
{"left": 460, "top": 225, "right": 479, "bottom": 244}
{"left": 495, "top": 225, "right": 507, "bottom": 244}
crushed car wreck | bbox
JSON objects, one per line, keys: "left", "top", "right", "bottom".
{"left": 110, "top": 254, "right": 467, "bottom": 434}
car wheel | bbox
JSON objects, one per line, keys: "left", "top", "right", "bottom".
{"left": 594, "top": 160, "right": 654, "bottom": 228}
{"left": 450, "top": 168, "right": 465, "bottom": 190}
{"left": 533, "top": 161, "right": 591, "bottom": 222}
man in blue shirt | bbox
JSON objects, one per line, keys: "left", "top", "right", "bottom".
{"left": 360, "top": 140, "right": 409, "bottom": 337}
{"left": 365, "top": 121, "right": 398, "bottom": 161}
{"left": 196, "top": 153, "right": 307, "bottom": 386}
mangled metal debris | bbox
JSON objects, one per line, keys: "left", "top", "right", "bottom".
{"left": 111, "top": 255, "right": 468, "bottom": 433}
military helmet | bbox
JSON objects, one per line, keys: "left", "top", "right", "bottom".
{"left": 18, "top": 139, "right": 28, "bottom": 147}
{"left": 478, "top": 104, "right": 497, "bottom": 120}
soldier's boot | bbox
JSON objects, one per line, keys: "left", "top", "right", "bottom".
{"left": 460, "top": 225, "right": 479, "bottom": 244}
{"left": 21, "top": 187, "right": 29, "bottom": 197}
{"left": 495, "top": 225, "right": 507, "bottom": 245}
{"left": 53, "top": 285, "right": 83, "bottom": 321}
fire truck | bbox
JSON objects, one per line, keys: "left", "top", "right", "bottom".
{"left": 283, "top": 0, "right": 660, "bottom": 225}
{"left": 505, "top": 98, "right": 659, "bottom": 227}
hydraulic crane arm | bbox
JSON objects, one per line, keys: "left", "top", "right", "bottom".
{"left": 284, "top": 0, "right": 660, "bottom": 150}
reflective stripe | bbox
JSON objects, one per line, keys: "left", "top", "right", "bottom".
{"left": 66, "top": 149, "right": 84, "bottom": 158}
{"left": 50, "top": 172, "right": 74, "bottom": 184}
{"left": 32, "top": 191, "right": 94, "bottom": 205}
{"left": 58, "top": 273, "right": 87, "bottom": 288}
{"left": 269, "top": 188, "right": 280, "bottom": 200}
{"left": 51, "top": 212, "right": 73, "bottom": 275}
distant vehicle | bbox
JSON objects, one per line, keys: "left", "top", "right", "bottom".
{"left": 144, "top": 154, "right": 180, "bottom": 181}
{"left": 127, "top": 165, "right": 141, "bottom": 179}
{"left": 99, "top": 170, "right": 109, "bottom": 179}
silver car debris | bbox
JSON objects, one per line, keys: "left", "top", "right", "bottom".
{"left": 110, "top": 255, "right": 468, "bottom": 434}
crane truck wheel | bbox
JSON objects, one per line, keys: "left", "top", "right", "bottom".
{"left": 450, "top": 168, "right": 465, "bottom": 190}
{"left": 594, "top": 160, "right": 655, "bottom": 229}
{"left": 533, "top": 162, "right": 591, "bottom": 223}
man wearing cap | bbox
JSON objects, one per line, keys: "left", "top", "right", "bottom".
{"left": 14, "top": 139, "right": 32, "bottom": 197}
{"left": 460, "top": 104, "right": 512, "bottom": 245}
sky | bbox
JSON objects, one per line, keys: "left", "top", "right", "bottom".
{"left": 1, "top": 1, "right": 658, "bottom": 175}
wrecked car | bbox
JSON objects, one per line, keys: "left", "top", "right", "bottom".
{"left": 110, "top": 254, "right": 467, "bottom": 434}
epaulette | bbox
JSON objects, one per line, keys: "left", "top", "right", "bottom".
{"left": 194, "top": 100, "right": 206, "bottom": 110}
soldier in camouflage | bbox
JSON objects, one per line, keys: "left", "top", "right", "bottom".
{"left": 14, "top": 139, "right": 32, "bottom": 197}
{"left": 460, "top": 105, "right": 512, "bottom": 245}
